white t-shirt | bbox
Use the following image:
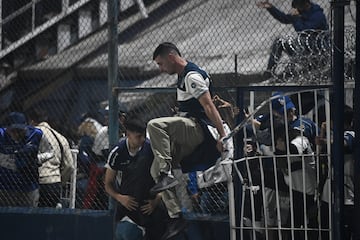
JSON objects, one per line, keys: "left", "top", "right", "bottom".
{"left": 92, "top": 126, "right": 109, "bottom": 156}
{"left": 177, "top": 71, "right": 209, "bottom": 101}
{"left": 283, "top": 136, "right": 316, "bottom": 195}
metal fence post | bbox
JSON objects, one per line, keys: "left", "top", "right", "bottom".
{"left": 235, "top": 87, "right": 245, "bottom": 240}
{"left": 331, "top": 0, "right": 347, "bottom": 239}
{"left": 108, "top": 0, "right": 119, "bottom": 148}
{"left": 354, "top": 1, "right": 360, "bottom": 239}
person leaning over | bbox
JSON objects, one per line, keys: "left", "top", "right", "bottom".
{"left": 147, "top": 42, "right": 226, "bottom": 240}
{"left": 104, "top": 116, "right": 167, "bottom": 240}
{"left": 0, "top": 112, "right": 43, "bottom": 207}
{"left": 257, "top": 0, "right": 328, "bottom": 77}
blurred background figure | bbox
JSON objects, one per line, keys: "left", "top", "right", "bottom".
{"left": 0, "top": 112, "right": 43, "bottom": 207}
{"left": 27, "top": 108, "right": 74, "bottom": 208}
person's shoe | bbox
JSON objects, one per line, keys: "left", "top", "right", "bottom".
{"left": 161, "top": 217, "right": 188, "bottom": 240}
{"left": 150, "top": 172, "right": 179, "bottom": 194}
{"left": 262, "top": 70, "right": 272, "bottom": 80}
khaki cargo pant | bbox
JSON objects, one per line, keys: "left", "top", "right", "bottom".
{"left": 147, "top": 116, "right": 204, "bottom": 217}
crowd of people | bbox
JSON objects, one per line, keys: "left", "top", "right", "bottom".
{"left": 240, "top": 91, "right": 356, "bottom": 240}
{"left": 0, "top": 109, "right": 74, "bottom": 208}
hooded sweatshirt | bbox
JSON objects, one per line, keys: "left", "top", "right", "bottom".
{"left": 267, "top": 2, "right": 329, "bottom": 31}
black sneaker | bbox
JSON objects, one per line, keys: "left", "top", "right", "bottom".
{"left": 150, "top": 172, "right": 179, "bottom": 194}
{"left": 262, "top": 70, "right": 272, "bottom": 80}
{"left": 161, "top": 217, "right": 188, "bottom": 240}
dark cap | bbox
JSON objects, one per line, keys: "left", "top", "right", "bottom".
{"left": 271, "top": 92, "right": 296, "bottom": 114}
{"left": 4, "top": 112, "right": 27, "bottom": 129}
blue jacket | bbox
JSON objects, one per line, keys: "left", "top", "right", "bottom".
{"left": 268, "top": 2, "right": 328, "bottom": 31}
{"left": 0, "top": 127, "right": 43, "bottom": 191}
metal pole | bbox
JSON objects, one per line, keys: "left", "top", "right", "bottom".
{"left": 108, "top": 0, "right": 119, "bottom": 148}
{"left": 32, "top": 0, "right": 35, "bottom": 31}
{"left": 0, "top": 0, "right": 2, "bottom": 50}
{"left": 69, "top": 149, "right": 79, "bottom": 209}
{"left": 331, "top": 1, "right": 345, "bottom": 239}
{"left": 235, "top": 87, "right": 245, "bottom": 240}
{"left": 353, "top": 0, "right": 360, "bottom": 239}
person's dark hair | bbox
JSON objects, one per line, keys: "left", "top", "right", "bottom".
{"left": 153, "top": 42, "right": 181, "bottom": 60}
{"left": 273, "top": 118, "right": 301, "bottom": 142}
{"left": 124, "top": 117, "right": 147, "bottom": 135}
{"left": 292, "top": 0, "right": 310, "bottom": 9}
{"left": 344, "top": 105, "right": 354, "bottom": 130}
{"left": 27, "top": 108, "right": 48, "bottom": 124}
{"left": 273, "top": 118, "right": 286, "bottom": 141}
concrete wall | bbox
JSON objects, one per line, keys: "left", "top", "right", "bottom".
{"left": 0, "top": 207, "right": 114, "bottom": 240}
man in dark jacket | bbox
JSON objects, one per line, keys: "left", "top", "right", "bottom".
{"left": 257, "top": 0, "right": 328, "bottom": 77}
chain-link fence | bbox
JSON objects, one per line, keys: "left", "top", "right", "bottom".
{"left": 0, "top": 0, "right": 357, "bottom": 239}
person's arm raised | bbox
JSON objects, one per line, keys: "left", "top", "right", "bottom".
{"left": 256, "top": 1, "right": 272, "bottom": 9}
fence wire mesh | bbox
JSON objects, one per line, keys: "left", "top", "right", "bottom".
{"left": 0, "top": 0, "right": 357, "bottom": 239}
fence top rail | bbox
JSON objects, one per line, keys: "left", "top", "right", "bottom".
{"left": 113, "top": 85, "right": 333, "bottom": 93}
{"left": 239, "top": 84, "right": 333, "bottom": 92}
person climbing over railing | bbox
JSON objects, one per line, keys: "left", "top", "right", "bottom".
{"left": 256, "top": 0, "right": 328, "bottom": 79}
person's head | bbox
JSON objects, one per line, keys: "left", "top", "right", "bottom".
{"left": 292, "top": 0, "right": 311, "bottom": 12}
{"left": 98, "top": 106, "right": 109, "bottom": 125}
{"left": 118, "top": 109, "right": 127, "bottom": 134}
{"left": 118, "top": 109, "right": 127, "bottom": 124}
{"left": 273, "top": 120, "right": 301, "bottom": 151}
{"left": 344, "top": 105, "right": 354, "bottom": 130}
{"left": 4, "top": 112, "right": 28, "bottom": 142}
{"left": 124, "top": 117, "right": 146, "bottom": 149}
{"left": 27, "top": 108, "right": 48, "bottom": 126}
{"left": 152, "top": 42, "right": 183, "bottom": 75}
{"left": 271, "top": 92, "right": 297, "bottom": 121}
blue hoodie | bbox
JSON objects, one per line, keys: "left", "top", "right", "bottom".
{"left": 267, "top": 2, "right": 328, "bottom": 31}
{"left": 0, "top": 126, "right": 43, "bottom": 191}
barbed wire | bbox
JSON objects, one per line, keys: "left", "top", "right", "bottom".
{"left": 268, "top": 27, "right": 355, "bottom": 85}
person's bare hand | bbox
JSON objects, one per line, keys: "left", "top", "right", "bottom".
{"left": 140, "top": 198, "right": 160, "bottom": 215}
{"left": 290, "top": 8, "right": 300, "bottom": 15}
{"left": 140, "top": 200, "right": 155, "bottom": 215}
{"left": 256, "top": 1, "right": 272, "bottom": 9}
{"left": 243, "top": 109, "right": 250, "bottom": 118}
{"left": 213, "top": 95, "right": 232, "bottom": 109}
{"left": 116, "top": 194, "right": 138, "bottom": 211}
{"left": 315, "top": 136, "right": 326, "bottom": 146}
{"left": 233, "top": 106, "right": 240, "bottom": 116}
{"left": 191, "top": 193, "right": 200, "bottom": 203}
{"left": 245, "top": 143, "right": 254, "bottom": 154}
{"left": 191, "top": 193, "right": 200, "bottom": 207}
{"left": 217, "top": 138, "right": 225, "bottom": 153}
